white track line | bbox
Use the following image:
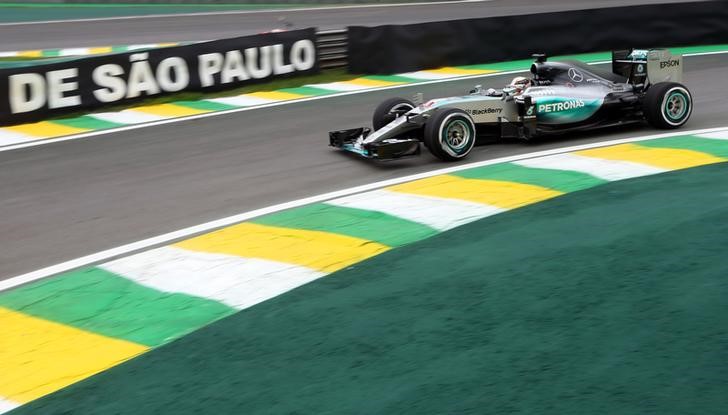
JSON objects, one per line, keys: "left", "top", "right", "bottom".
{"left": 0, "top": 0, "right": 493, "bottom": 27}
{"left": 0, "top": 398, "right": 19, "bottom": 414}
{"left": 1, "top": 51, "right": 723, "bottom": 154}
{"left": 1, "top": 125, "right": 727, "bottom": 293}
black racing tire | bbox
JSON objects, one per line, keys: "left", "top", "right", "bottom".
{"left": 372, "top": 97, "right": 415, "bottom": 130}
{"left": 643, "top": 82, "right": 692, "bottom": 129}
{"left": 424, "top": 108, "right": 477, "bottom": 161}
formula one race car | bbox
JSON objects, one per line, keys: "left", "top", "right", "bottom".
{"left": 329, "top": 48, "right": 692, "bottom": 161}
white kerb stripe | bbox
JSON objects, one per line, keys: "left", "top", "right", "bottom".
{"left": 99, "top": 246, "right": 324, "bottom": 310}
{"left": 398, "top": 71, "right": 456, "bottom": 80}
{"left": 59, "top": 47, "right": 90, "bottom": 56}
{"left": 696, "top": 131, "right": 728, "bottom": 140}
{"left": 89, "top": 110, "right": 167, "bottom": 125}
{"left": 0, "top": 51, "right": 19, "bottom": 57}
{"left": 326, "top": 189, "right": 503, "bottom": 232}
{"left": 0, "top": 398, "right": 19, "bottom": 414}
{"left": 126, "top": 44, "right": 162, "bottom": 51}
{"left": 309, "top": 82, "right": 374, "bottom": 92}
{"left": 0, "top": 129, "right": 35, "bottom": 146}
{"left": 513, "top": 153, "right": 666, "bottom": 181}
{"left": 208, "top": 95, "right": 273, "bottom": 107}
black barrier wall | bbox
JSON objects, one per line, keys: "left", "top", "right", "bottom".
{"left": 348, "top": 1, "right": 728, "bottom": 74}
{"left": 0, "top": 29, "right": 318, "bottom": 126}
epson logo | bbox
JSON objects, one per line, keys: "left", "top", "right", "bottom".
{"left": 660, "top": 59, "right": 680, "bottom": 69}
{"left": 538, "top": 99, "right": 585, "bottom": 113}
{"left": 466, "top": 108, "right": 502, "bottom": 115}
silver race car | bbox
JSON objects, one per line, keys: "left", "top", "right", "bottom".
{"left": 329, "top": 49, "right": 692, "bottom": 161}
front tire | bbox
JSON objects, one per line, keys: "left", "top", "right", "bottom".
{"left": 372, "top": 97, "right": 415, "bottom": 130}
{"left": 643, "top": 82, "right": 692, "bottom": 129}
{"left": 424, "top": 109, "right": 477, "bottom": 161}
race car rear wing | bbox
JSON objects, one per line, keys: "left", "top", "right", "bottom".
{"left": 612, "top": 48, "right": 683, "bottom": 89}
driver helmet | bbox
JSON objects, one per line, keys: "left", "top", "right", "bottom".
{"left": 509, "top": 76, "right": 532, "bottom": 94}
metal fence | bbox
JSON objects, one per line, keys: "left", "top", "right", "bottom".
{"left": 316, "top": 29, "right": 348, "bottom": 69}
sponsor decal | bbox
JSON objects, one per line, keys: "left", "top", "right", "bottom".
{"left": 660, "top": 59, "right": 680, "bottom": 69}
{"left": 0, "top": 29, "right": 319, "bottom": 125}
{"left": 628, "top": 49, "right": 649, "bottom": 60}
{"left": 568, "top": 68, "right": 584, "bottom": 83}
{"left": 465, "top": 108, "right": 502, "bottom": 115}
{"left": 537, "top": 99, "right": 586, "bottom": 113}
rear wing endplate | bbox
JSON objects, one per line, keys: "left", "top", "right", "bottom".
{"left": 612, "top": 48, "right": 683, "bottom": 86}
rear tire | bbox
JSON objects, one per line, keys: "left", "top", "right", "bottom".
{"left": 372, "top": 97, "right": 415, "bottom": 130}
{"left": 643, "top": 82, "right": 692, "bottom": 129}
{"left": 424, "top": 109, "right": 476, "bottom": 161}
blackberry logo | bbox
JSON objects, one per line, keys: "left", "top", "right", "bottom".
{"left": 466, "top": 108, "right": 502, "bottom": 115}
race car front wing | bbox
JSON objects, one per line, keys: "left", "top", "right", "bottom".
{"left": 329, "top": 127, "right": 421, "bottom": 160}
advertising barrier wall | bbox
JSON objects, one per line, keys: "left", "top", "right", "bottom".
{"left": 0, "top": 29, "right": 318, "bottom": 126}
{"left": 348, "top": 1, "right": 728, "bottom": 74}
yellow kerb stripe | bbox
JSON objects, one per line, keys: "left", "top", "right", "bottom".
{"left": 133, "top": 103, "right": 209, "bottom": 117}
{"left": 175, "top": 222, "right": 389, "bottom": 273}
{"left": 244, "top": 91, "right": 307, "bottom": 101}
{"left": 343, "top": 78, "right": 404, "bottom": 87}
{"left": 424, "top": 67, "right": 498, "bottom": 76}
{"left": 0, "top": 307, "right": 147, "bottom": 404}
{"left": 4, "top": 121, "right": 88, "bottom": 138}
{"left": 89, "top": 46, "right": 113, "bottom": 55}
{"left": 387, "top": 175, "right": 563, "bottom": 209}
{"left": 17, "top": 50, "right": 42, "bottom": 58}
{"left": 575, "top": 143, "right": 725, "bottom": 170}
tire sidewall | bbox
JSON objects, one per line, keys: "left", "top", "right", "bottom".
{"left": 644, "top": 82, "right": 692, "bottom": 129}
{"left": 659, "top": 86, "right": 692, "bottom": 127}
{"left": 425, "top": 109, "right": 476, "bottom": 161}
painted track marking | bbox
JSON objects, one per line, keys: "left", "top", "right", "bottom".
{"left": 2, "top": 125, "right": 728, "bottom": 293}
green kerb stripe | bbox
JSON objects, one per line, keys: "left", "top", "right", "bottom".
{"left": 0, "top": 267, "right": 236, "bottom": 347}
{"left": 52, "top": 115, "right": 125, "bottom": 130}
{"left": 363, "top": 74, "right": 420, "bottom": 83}
{"left": 277, "top": 86, "right": 336, "bottom": 96}
{"left": 175, "top": 100, "right": 237, "bottom": 111}
{"left": 638, "top": 136, "right": 728, "bottom": 158}
{"left": 251, "top": 203, "right": 438, "bottom": 247}
{"left": 452, "top": 162, "right": 607, "bottom": 193}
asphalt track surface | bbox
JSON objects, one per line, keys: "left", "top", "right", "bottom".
{"left": 0, "top": 0, "right": 700, "bottom": 51}
{"left": 1, "top": 53, "right": 726, "bottom": 280}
